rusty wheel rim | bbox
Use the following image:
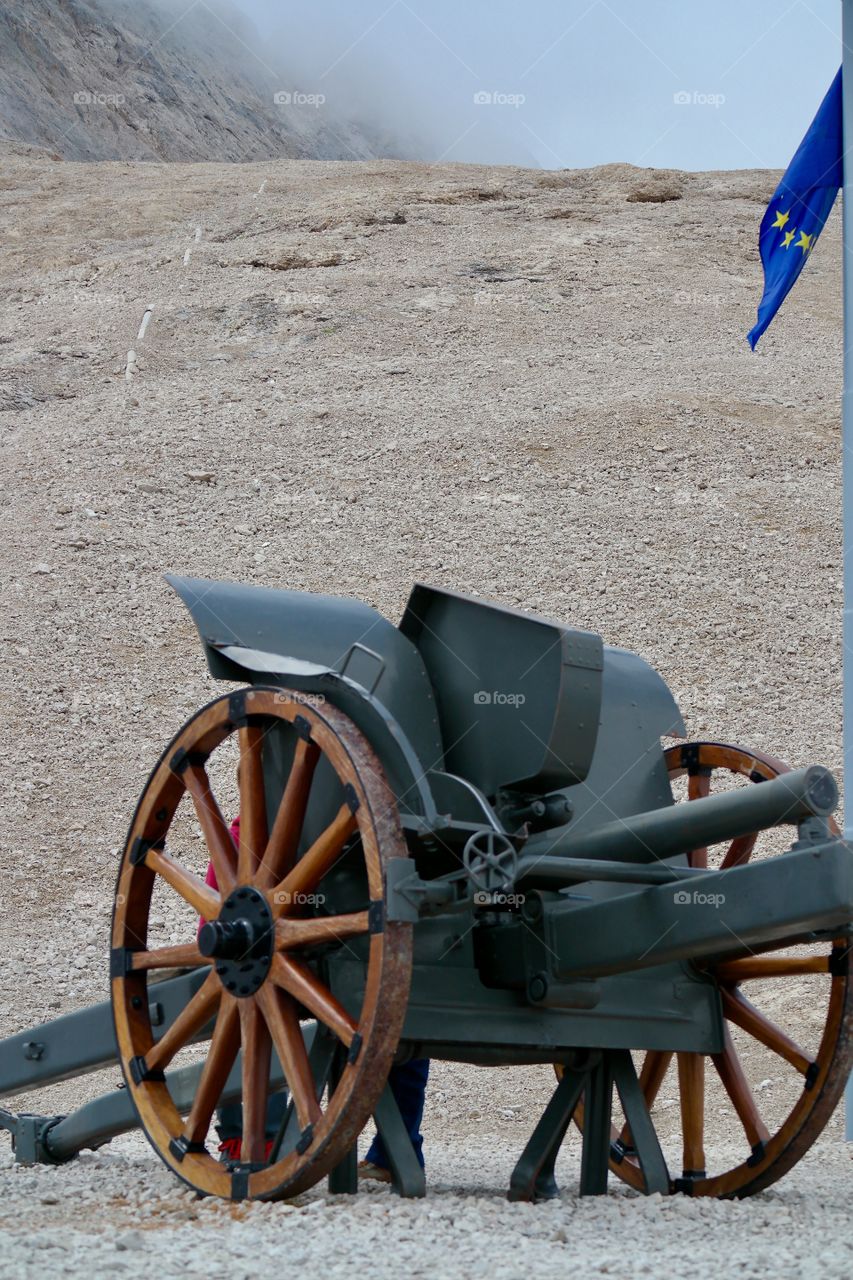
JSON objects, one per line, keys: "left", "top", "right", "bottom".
{"left": 111, "top": 687, "right": 412, "bottom": 1201}
{"left": 567, "top": 742, "right": 853, "bottom": 1198}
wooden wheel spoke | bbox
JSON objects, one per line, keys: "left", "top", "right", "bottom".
{"left": 722, "top": 987, "right": 814, "bottom": 1075}
{"left": 256, "top": 984, "right": 321, "bottom": 1131}
{"left": 183, "top": 996, "right": 241, "bottom": 1146}
{"left": 275, "top": 911, "right": 369, "bottom": 951}
{"left": 182, "top": 762, "right": 237, "bottom": 895}
{"left": 687, "top": 772, "right": 711, "bottom": 801}
{"left": 146, "top": 971, "right": 221, "bottom": 1074}
{"left": 130, "top": 943, "right": 209, "bottom": 972}
{"left": 255, "top": 739, "right": 321, "bottom": 891}
{"left": 269, "top": 953, "right": 357, "bottom": 1046}
{"left": 239, "top": 997, "right": 273, "bottom": 1164}
{"left": 639, "top": 1048, "right": 673, "bottom": 1106}
{"left": 715, "top": 955, "right": 830, "bottom": 984}
{"left": 271, "top": 803, "right": 357, "bottom": 918}
{"left": 145, "top": 847, "right": 221, "bottom": 921}
{"left": 677, "top": 1051, "right": 706, "bottom": 1176}
{"left": 721, "top": 833, "right": 758, "bottom": 870}
{"left": 686, "top": 771, "right": 711, "bottom": 868}
{"left": 238, "top": 724, "right": 268, "bottom": 885}
{"left": 711, "top": 1024, "right": 770, "bottom": 1151}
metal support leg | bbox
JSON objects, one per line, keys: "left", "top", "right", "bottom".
{"left": 610, "top": 1049, "right": 670, "bottom": 1195}
{"left": 269, "top": 1025, "right": 331, "bottom": 1163}
{"left": 327, "top": 1046, "right": 358, "bottom": 1195}
{"left": 373, "top": 1083, "right": 426, "bottom": 1198}
{"left": 276, "top": 1035, "right": 424, "bottom": 1198}
{"left": 529, "top": 1108, "right": 574, "bottom": 1201}
{"left": 579, "top": 1054, "right": 613, "bottom": 1196}
{"left": 508, "top": 1064, "right": 587, "bottom": 1202}
{"left": 327, "top": 1147, "right": 358, "bottom": 1194}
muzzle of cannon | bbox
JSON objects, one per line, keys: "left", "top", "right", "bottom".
{"left": 2, "top": 579, "right": 852, "bottom": 1206}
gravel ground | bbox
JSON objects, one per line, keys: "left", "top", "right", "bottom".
{"left": 0, "top": 146, "right": 849, "bottom": 1275}
{"left": 0, "top": 1137, "right": 851, "bottom": 1280}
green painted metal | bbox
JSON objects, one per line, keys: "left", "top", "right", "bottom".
{"left": 329, "top": 944, "right": 726, "bottom": 1058}
{"left": 521, "top": 765, "right": 837, "bottom": 868}
{"left": 0, "top": 970, "right": 207, "bottom": 1099}
{"left": 507, "top": 1062, "right": 587, "bottom": 1201}
{"left": 167, "top": 574, "right": 445, "bottom": 827}
{"left": 3, "top": 580, "right": 853, "bottom": 1200}
{"left": 507, "top": 1048, "right": 669, "bottom": 1199}
{"left": 540, "top": 840, "right": 853, "bottom": 981}
{"left": 166, "top": 577, "right": 685, "bottom": 845}
{"left": 399, "top": 583, "right": 605, "bottom": 793}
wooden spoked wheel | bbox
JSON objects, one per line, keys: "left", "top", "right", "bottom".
{"left": 112, "top": 686, "right": 412, "bottom": 1201}
{"left": 568, "top": 741, "right": 853, "bottom": 1198}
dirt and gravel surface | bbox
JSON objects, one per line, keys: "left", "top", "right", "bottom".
{"left": 0, "top": 146, "right": 850, "bottom": 1276}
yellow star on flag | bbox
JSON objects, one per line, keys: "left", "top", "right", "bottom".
{"left": 782, "top": 229, "right": 796, "bottom": 249}
{"left": 796, "top": 230, "right": 814, "bottom": 253}
{"left": 771, "top": 209, "right": 790, "bottom": 229}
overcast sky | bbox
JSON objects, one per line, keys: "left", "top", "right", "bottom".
{"left": 233, "top": 0, "right": 842, "bottom": 169}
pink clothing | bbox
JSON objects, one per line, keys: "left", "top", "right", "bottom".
{"left": 205, "top": 814, "right": 240, "bottom": 893}
{"left": 199, "top": 816, "right": 239, "bottom": 929}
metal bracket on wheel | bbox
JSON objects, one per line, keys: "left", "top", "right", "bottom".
{"left": 384, "top": 859, "right": 457, "bottom": 922}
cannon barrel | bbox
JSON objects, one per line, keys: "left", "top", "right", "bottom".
{"left": 532, "top": 841, "right": 853, "bottom": 980}
{"left": 519, "top": 764, "right": 837, "bottom": 873}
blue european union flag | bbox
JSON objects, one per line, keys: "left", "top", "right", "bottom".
{"left": 748, "top": 68, "right": 843, "bottom": 349}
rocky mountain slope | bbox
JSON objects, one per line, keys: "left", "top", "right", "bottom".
{"left": 0, "top": 0, "right": 389, "bottom": 161}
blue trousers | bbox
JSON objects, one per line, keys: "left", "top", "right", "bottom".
{"left": 365, "top": 1058, "right": 430, "bottom": 1170}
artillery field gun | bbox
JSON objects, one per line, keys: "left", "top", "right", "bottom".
{"left": 1, "top": 578, "right": 851, "bottom": 1202}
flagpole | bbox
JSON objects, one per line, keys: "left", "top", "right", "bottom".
{"left": 842, "top": 0, "right": 853, "bottom": 1140}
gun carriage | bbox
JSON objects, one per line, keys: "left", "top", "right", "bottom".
{"left": 2, "top": 578, "right": 851, "bottom": 1203}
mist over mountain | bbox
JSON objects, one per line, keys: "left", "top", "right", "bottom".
{"left": 0, "top": 0, "right": 398, "bottom": 162}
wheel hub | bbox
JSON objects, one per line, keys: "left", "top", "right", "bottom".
{"left": 199, "top": 885, "right": 274, "bottom": 997}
